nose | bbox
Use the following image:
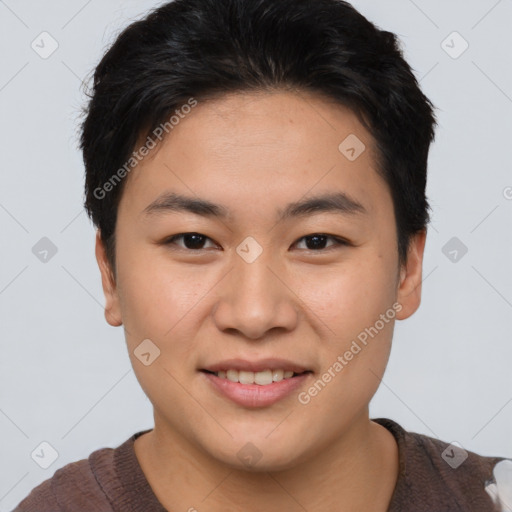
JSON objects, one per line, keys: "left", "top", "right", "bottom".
{"left": 212, "top": 250, "right": 299, "bottom": 340}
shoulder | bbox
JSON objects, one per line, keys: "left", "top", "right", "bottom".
{"left": 13, "top": 444, "right": 118, "bottom": 512}
{"left": 375, "top": 418, "right": 512, "bottom": 512}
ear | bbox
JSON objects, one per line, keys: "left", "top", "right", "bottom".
{"left": 95, "top": 230, "right": 123, "bottom": 326}
{"left": 396, "top": 230, "right": 427, "bottom": 320}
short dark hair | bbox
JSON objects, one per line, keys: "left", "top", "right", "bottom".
{"left": 81, "top": 0, "right": 436, "bottom": 275}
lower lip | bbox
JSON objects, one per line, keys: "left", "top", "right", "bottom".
{"left": 201, "top": 371, "right": 311, "bottom": 408}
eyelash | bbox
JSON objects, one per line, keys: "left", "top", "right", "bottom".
{"left": 163, "top": 232, "right": 349, "bottom": 252}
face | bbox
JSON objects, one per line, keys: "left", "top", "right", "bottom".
{"left": 96, "top": 90, "right": 425, "bottom": 470}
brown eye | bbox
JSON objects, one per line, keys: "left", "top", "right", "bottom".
{"left": 294, "top": 234, "right": 348, "bottom": 251}
{"left": 165, "top": 233, "right": 217, "bottom": 250}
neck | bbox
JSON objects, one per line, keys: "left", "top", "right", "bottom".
{"left": 134, "top": 411, "right": 399, "bottom": 511}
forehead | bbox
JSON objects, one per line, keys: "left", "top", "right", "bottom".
{"left": 120, "top": 90, "right": 389, "bottom": 219}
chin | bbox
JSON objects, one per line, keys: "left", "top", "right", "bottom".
{"left": 203, "top": 432, "right": 314, "bottom": 473}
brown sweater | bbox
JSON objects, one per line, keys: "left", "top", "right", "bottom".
{"left": 13, "top": 418, "right": 508, "bottom": 512}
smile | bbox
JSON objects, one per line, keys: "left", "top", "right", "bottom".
{"left": 200, "top": 369, "right": 313, "bottom": 408}
{"left": 204, "top": 368, "right": 309, "bottom": 386}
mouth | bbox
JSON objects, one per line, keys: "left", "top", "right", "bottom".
{"left": 199, "top": 360, "right": 314, "bottom": 407}
{"left": 200, "top": 368, "right": 312, "bottom": 386}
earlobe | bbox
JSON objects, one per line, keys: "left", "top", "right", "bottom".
{"left": 395, "top": 230, "right": 427, "bottom": 320}
{"left": 95, "top": 230, "right": 123, "bottom": 327}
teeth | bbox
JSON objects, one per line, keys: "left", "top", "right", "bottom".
{"left": 254, "top": 369, "right": 272, "bottom": 385}
{"left": 239, "top": 370, "right": 255, "bottom": 385}
{"left": 272, "top": 369, "right": 284, "bottom": 382}
{"left": 226, "top": 369, "right": 238, "bottom": 382}
{"left": 214, "top": 368, "right": 301, "bottom": 385}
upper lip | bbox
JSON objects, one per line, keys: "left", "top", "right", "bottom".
{"left": 201, "top": 358, "right": 311, "bottom": 373}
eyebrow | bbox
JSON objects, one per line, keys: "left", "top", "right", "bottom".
{"left": 142, "top": 191, "right": 367, "bottom": 222}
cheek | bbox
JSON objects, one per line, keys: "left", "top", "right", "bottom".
{"left": 296, "top": 251, "right": 397, "bottom": 405}
{"left": 116, "top": 250, "right": 213, "bottom": 350}
{"left": 298, "top": 254, "right": 398, "bottom": 338}
{"left": 115, "top": 259, "right": 211, "bottom": 405}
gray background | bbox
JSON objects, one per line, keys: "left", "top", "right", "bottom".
{"left": 1, "top": 0, "right": 511, "bottom": 509}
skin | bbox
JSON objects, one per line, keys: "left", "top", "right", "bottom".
{"left": 96, "top": 90, "right": 426, "bottom": 511}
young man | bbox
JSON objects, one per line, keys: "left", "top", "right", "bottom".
{"left": 15, "top": 0, "right": 511, "bottom": 510}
